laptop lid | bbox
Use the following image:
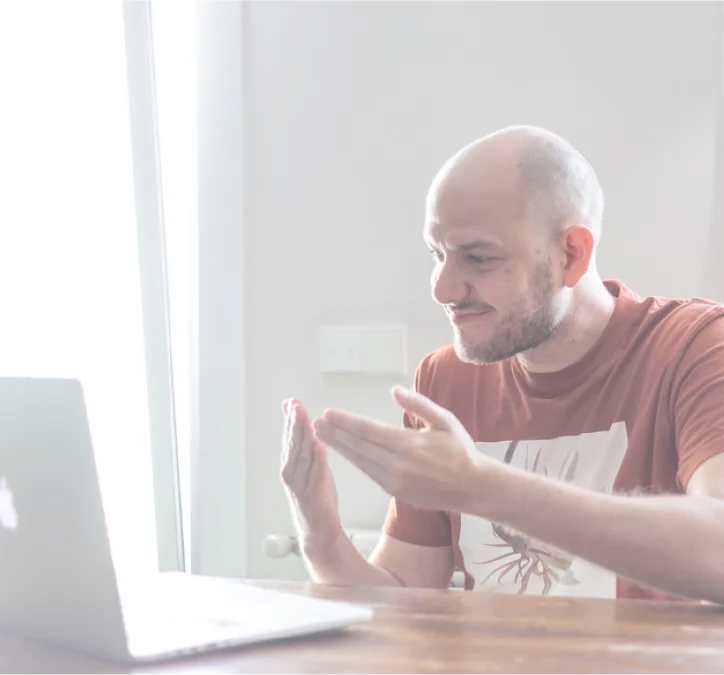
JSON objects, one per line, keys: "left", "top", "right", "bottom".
{"left": 0, "top": 377, "right": 130, "bottom": 661}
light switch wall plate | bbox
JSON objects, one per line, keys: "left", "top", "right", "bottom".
{"left": 318, "top": 325, "right": 407, "bottom": 375}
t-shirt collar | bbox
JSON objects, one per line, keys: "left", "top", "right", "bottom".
{"left": 509, "top": 279, "right": 639, "bottom": 397}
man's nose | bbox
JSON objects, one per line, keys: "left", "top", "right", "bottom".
{"left": 431, "top": 262, "right": 470, "bottom": 307}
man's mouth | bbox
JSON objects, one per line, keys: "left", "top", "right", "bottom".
{"left": 448, "top": 309, "right": 492, "bottom": 325}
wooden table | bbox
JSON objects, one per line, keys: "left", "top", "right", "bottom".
{"left": 2, "top": 580, "right": 724, "bottom": 673}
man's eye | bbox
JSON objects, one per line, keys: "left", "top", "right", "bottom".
{"left": 429, "top": 250, "right": 444, "bottom": 262}
{"left": 469, "top": 255, "right": 488, "bottom": 264}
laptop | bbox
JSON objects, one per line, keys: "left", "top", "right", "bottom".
{"left": 0, "top": 377, "right": 373, "bottom": 664}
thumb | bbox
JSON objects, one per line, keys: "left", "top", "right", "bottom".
{"left": 392, "top": 386, "right": 455, "bottom": 431}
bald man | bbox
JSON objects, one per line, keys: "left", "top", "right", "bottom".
{"left": 281, "top": 126, "right": 724, "bottom": 603}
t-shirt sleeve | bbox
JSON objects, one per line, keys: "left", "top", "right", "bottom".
{"left": 381, "top": 363, "right": 453, "bottom": 547}
{"left": 672, "top": 313, "right": 724, "bottom": 490}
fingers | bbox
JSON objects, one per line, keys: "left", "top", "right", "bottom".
{"left": 303, "top": 438, "right": 326, "bottom": 490}
{"left": 283, "top": 404, "right": 304, "bottom": 476}
{"left": 281, "top": 404, "right": 294, "bottom": 465}
{"left": 281, "top": 401, "right": 316, "bottom": 489}
{"left": 282, "top": 398, "right": 300, "bottom": 416}
{"left": 318, "top": 408, "right": 408, "bottom": 448}
{"left": 391, "top": 386, "right": 455, "bottom": 432}
{"left": 281, "top": 401, "right": 295, "bottom": 474}
{"left": 312, "top": 418, "right": 391, "bottom": 465}
{"left": 318, "top": 430, "right": 389, "bottom": 490}
{"left": 298, "top": 418, "right": 321, "bottom": 489}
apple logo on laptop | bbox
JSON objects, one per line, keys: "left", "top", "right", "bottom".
{"left": 0, "top": 478, "right": 18, "bottom": 531}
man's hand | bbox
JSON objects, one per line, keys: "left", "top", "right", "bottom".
{"left": 312, "top": 386, "right": 492, "bottom": 513}
{"left": 281, "top": 399, "right": 342, "bottom": 551}
{"left": 310, "top": 385, "right": 724, "bottom": 604}
{"left": 281, "top": 397, "right": 434, "bottom": 589}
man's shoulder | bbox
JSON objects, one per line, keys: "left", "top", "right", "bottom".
{"left": 417, "top": 343, "right": 457, "bottom": 372}
{"left": 413, "top": 344, "right": 484, "bottom": 396}
{"left": 627, "top": 288, "right": 724, "bottom": 352}
{"left": 416, "top": 343, "right": 469, "bottom": 377}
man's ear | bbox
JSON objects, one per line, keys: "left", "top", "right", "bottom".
{"left": 559, "top": 225, "right": 594, "bottom": 287}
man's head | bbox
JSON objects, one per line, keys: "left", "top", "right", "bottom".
{"left": 424, "top": 125, "right": 604, "bottom": 365}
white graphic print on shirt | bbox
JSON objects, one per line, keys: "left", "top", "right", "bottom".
{"left": 459, "top": 422, "right": 628, "bottom": 598}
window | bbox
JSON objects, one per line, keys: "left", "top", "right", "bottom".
{"left": 0, "top": 0, "right": 247, "bottom": 580}
{"left": 0, "top": 1, "right": 170, "bottom": 577}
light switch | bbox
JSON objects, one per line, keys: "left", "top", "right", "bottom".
{"left": 319, "top": 326, "right": 362, "bottom": 373}
{"left": 360, "top": 325, "right": 407, "bottom": 375}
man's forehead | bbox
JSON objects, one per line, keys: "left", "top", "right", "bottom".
{"left": 424, "top": 186, "right": 521, "bottom": 247}
{"left": 424, "top": 219, "right": 504, "bottom": 251}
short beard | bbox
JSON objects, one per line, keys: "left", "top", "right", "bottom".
{"left": 454, "top": 260, "right": 559, "bottom": 365}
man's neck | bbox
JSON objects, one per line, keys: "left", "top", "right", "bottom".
{"left": 518, "top": 277, "right": 616, "bottom": 374}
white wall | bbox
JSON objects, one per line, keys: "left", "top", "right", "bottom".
{"left": 241, "top": 0, "right": 722, "bottom": 580}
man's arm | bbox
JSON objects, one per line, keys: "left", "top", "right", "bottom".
{"left": 313, "top": 315, "right": 724, "bottom": 603}
{"left": 472, "top": 454, "right": 724, "bottom": 603}
{"left": 314, "top": 386, "right": 724, "bottom": 601}
{"left": 469, "top": 316, "right": 724, "bottom": 603}
{"left": 302, "top": 531, "right": 454, "bottom": 589}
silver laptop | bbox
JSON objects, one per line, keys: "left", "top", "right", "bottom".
{"left": 0, "top": 377, "right": 372, "bottom": 664}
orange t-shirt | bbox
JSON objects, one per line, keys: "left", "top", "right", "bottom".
{"left": 382, "top": 280, "right": 724, "bottom": 600}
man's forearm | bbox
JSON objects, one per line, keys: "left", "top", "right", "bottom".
{"left": 301, "top": 530, "right": 403, "bottom": 587}
{"left": 473, "top": 464, "right": 724, "bottom": 603}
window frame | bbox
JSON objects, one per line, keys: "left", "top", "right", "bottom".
{"left": 190, "top": 0, "right": 247, "bottom": 578}
{"left": 121, "top": 0, "right": 247, "bottom": 578}
{"left": 122, "top": 0, "right": 185, "bottom": 572}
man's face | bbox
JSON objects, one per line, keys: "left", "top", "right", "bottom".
{"left": 425, "top": 176, "right": 563, "bottom": 365}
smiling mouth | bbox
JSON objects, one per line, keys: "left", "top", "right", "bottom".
{"left": 449, "top": 310, "right": 492, "bottom": 325}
